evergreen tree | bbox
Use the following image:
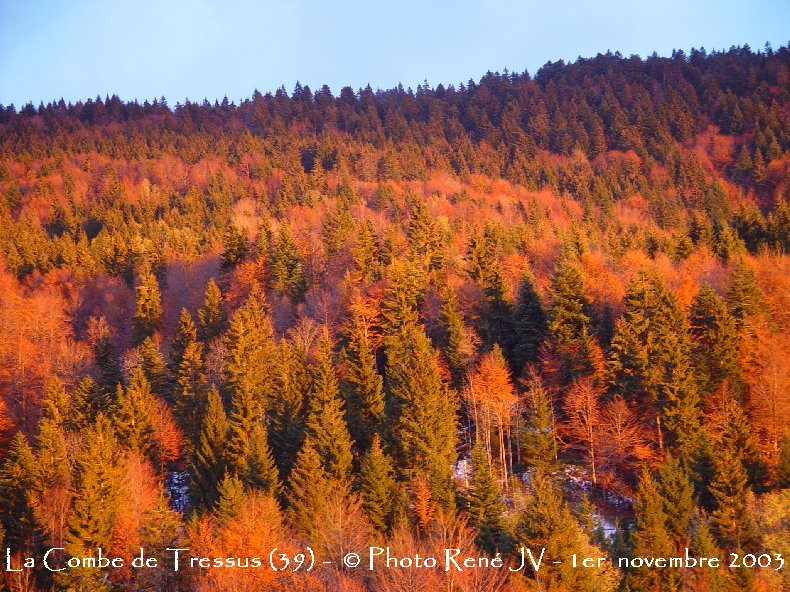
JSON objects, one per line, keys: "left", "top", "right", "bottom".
{"left": 192, "top": 386, "right": 229, "bottom": 511}
{"left": 306, "top": 333, "right": 354, "bottom": 482}
{"left": 136, "top": 336, "right": 167, "bottom": 395}
{"left": 270, "top": 223, "right": 308, "bottom": 301}
{"left": 224, "top": 287, "right": 277, "bottom": 473}
{"left": 546, "top": 254, "right": 600, "bottom": 383}
{"left": 244, "top": 424, "right": 281, "bottom": 495}
{"left": 215, "top": 473, "right": 246, "bottom": 525}
{"left": 132, "top": 266, "right": 162, "bottom": 343}
{"left": 688, "top": 514, "right": 728, "bottom": 592}
{"left": 521, "top": 376, "right": 559, "bottom": 473}
{"left": 168, "top": 307, "right": 198, "bottom": 388}
{"left": 286, "top": 438, "right": 332, "bottom": 541}
{"left": 510, "top": 272, "right": 547, "bottom": 374}
{"left": 438, "top": 288, "right": 472, "bottom": 389}
{"left": 62, "top": 415, "right": 122, "bottom": 592}
{"left": 70, "top": 376, "right": 102, "bottom": 431}
{"left": 0, "top": 433, "right": 40, "bottom": 551}
{"left": 725, "top": 259, "right": 765, "bottom": 328}
{"left": 466, "top": 440, "right": 507, "bottom": 554}
{"left": 656, "top": 455, "right": 695, "bottom": 550}
{"left": 174, "top": 339, "right": 208, "bottom": 450}
{"left": 94, "top": 325, "right": 122, "bottom": 398}
{"left": 385, "top": 322, "right": 458, "bottom": 511}
{"left": 626, "top": 471, "right": 681, "bottom": 592}
{"left": 406, "top": 190, "right": 443, "bottom": 272}
{"left": 689, "top": 286, "right": 742, "bottom": 396}
{"left": 220, "top": 223, "right": 249, "bottom": 269}
{"left": 351, "top": 218, "right": 382, "bottom": 281}
{"left": 113, "top": 366, "right": 157, "bottom": 460}
{"left": 359, "top": 435, "right": 400, "bottom": 533}
{"left": 197, "top": 278, "right": 227, "bottom": 341}
{"left": 268, "top": 340, "right": 309, "bottom": 477}
{"left": 342, "top": 315, "right": 385, "bottom": 451}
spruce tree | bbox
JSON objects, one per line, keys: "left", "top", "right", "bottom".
{"left": 725, "top": 259, "right": 765, "bottom": 328}
{"left": 626, "top": 471, "right": 680, "bottom": 592}
{"left": 351, "top": 218, "right": 382, "bottom": 281}
{"left": 270, "top": 223, "right": 308, "bottom": 301}
{"left": 244, "top": 424, "right": 281, "bottom": 495}
{"left": 510, "top": 272, "right": 547, "bottom": 374}
{"left": 174, "top": 339, "right": 208, "bottom": 451}
{"left": 70, "top": 376, "right": 101, "bottom": 431}
{"left": 359, "top": 435, "right": 399, "bottom": 533}
{"left": 62, "top": 415, "right": 122, "bottom": 592}
{"left": 215, "top": 473, "right": 246, "bottom": 525}
{"left": 220, "top": 223, "right": 249, "bottom": 270}
{"left": 94, "top": 325, "right": 122, "bottom": 398}
{"left": 192, "top": 386, "right": 229, "bottom": 511}
{"left": 268, "top": 340, "right": 309, "bottom": 477}
{"left": 136, "top": 336, "right": 167, "bottom": 395}
{"left": 286, "top": 438, "right": 332, "bottom": 541}
{"left": 466, "top": 440, "right": 507, "bottom": 554}
{"left": 306, "top": 333, "right": 354, "bottom": 482}
{"left": 197, "top": 278, "right": 227, "bottom": 341}
{"left": 521, "top": 376, "right": 559, "bottom": 473}
{"left": 342, "top": 315, "right": 385, "bottom": 451}
{"left": 657, "top": 455, "right": 695, "bottom": 550}
{"left": 690, "top": 286, "right": 742, "bottom": 397}
{"left": 0, "top": 433, "right": 40, "bottom": 551}
{"left": 385, "top": 322, "right": 458, "bottom": 511}
{"left": 132, "top": 265, "right": 162, "bottom": 344}
{"left": 168, "top": 307, "right": 198, "bottom": 389}
{"left": 113, "top": 366, "right": 157, "bottom": 459}
{"left": 438, "top": 288, "right": 471, "bottom": 389}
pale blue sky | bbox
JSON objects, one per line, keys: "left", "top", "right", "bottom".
{"left": 0, "top": 0, "right": 787, "bottom": 107}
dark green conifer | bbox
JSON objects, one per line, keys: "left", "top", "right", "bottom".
{"left": 132, "top": 266, "right": 162, "bottom": 343}
{"left": 192, "top": 386, "right": 229, "bottom": 511}
{"left": 197, "top": 278, "right": 227, "bottom": 341}
{"left": 359, "top": 435, "right": 400, "bottom": 533}
{"left": 466, "top": 440, "right": 507, "bottom": 554}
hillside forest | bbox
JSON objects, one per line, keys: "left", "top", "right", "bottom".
{"left": 0, "top": 44, "right": 788, "bottom": 591}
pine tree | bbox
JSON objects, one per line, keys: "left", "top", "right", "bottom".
{"left": 286, "top": 438, "right": 332, "bottom": 541}
{"left": 385, "top": 322, "right": 458, "bottom": 511}
{"left": 133, "top": 266, "right": 162, "bottom": 343}
{"left": 626, "top": 471, "right": 680, "bottom": 592}
{"left": 510, "top": 272, "right": 547, "bottom": 374}
{"left": 192, "top": 386, "right": 229, "bottom": 511}
{"left": 306, "top": 333, "right": 354, "bottom": 482}
{"left": 198, "top": 278, "right": 227, "bottom": 341}
{"left": 466, "top": 440, "right": 507, "bottom": 554}
{"left": 359, "top": 435, "right": 399, "bottom": 533}
{"left": 342, "top": 315, "right": 385, "bottom": 451}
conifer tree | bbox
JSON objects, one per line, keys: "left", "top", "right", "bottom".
{"left": 224, "top": 287, "right": 277, "bottom": 473}
{"left": 133, "top": 265, "right": 162, "bottom": 343}
{"left": 359, "top": 434, "right": 400, "bottom": 533}
{"left": 287, "top": 438, "right": 332, "bottom": 541}
{"left": 245, "top": 424, "right": 281, "bottom": 495}
{"left": 466, "top": 440, "right": 507, "bottom": 554}
{"left": 192, "top": 386, "right": 229, "bottom": 511}
{"left": 70, "top": 376, "right": 102, "bottom": 431}
{"left": 521, "top": 376, "right": 558, "bottom": 473}
{"left": 657, "top": 455, "right": 695, "bottom": 550}
{"left": 351, "top": 218, "right": 382, "bottom": 281}
{"left": 725, "top": 259, "right": 765, "bottom": 328}
{"left": 438, "top": 288, "right": 472, "bottom": 389}
{"left": 198, "top": 278, "right": 227, "bottom": 341}
{"left": 62, "top": 415, "right": 122, "bottom": 592}
{"left": 510, "top": 272, "right": 547, "bottom": 374}
{"left": 690, "top": 286, "right": 741, "bottom": 396}
{"left": 94, "top": 325, "right": 123, "bottom": 398}
{"left": 688, "top": 514, "right": 728, "bottom": 592}
{"left": 385, "top": 322, "right": 458, "bottom": 511}
{"left": 215, "top": 473, "right": 246, "bottom": 526}
{"left": 268, "top": 340, "right": 309, "bottom": 477}
{"left": 168, "top": 307, "right": 198, "bottom": 386}
{"left": 546, "top": 254, "right": 600, "bottom": 383}
{"left": 626, "top": 471, "right": 680, "bottom": 592}
{"left": 0, "top": 433, "right": 40, "bottom": 551}
{"left": 41, "top": 377, "right": 70, "bottom": 427}
{"left": 343, "top": 315, "right": 385, "bottom": 451}
{"left": 306, "top": 333, "right": 354, "bottom": 482}
{"left": 136, "top": 336, "right": 167, "bottom": 395}
{"left": 270, "top": 223, "right": 308, "bottom": 301}
{"left": 220, "top": 223, "right": 249, "bottom": 270}
{"left": 405, "top": 190, "right": 443, "bottom": 272}
{"left": 174, "top": 339, "right": 208, "bottom": 450}
{"left": 113, "top": 366, "right": 157, "bottom": 459}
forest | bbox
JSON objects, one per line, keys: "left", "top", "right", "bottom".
{"left": 0, "top": 43, "right": 788, "bottom": 591}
